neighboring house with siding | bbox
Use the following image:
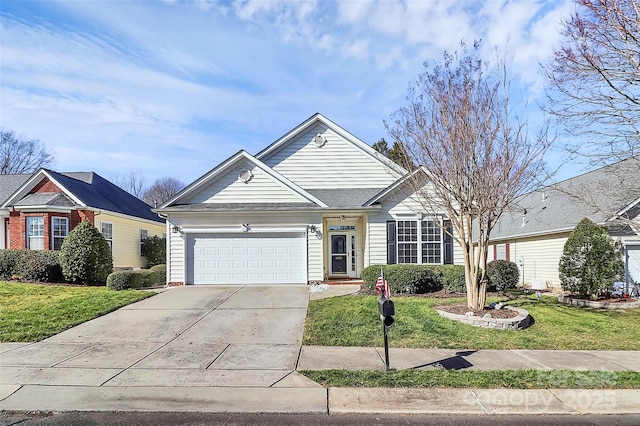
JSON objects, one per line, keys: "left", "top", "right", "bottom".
{"left": 156, "top": 113, "right": 464, "bottom": 286}
{"left": 488, "top": 157, "right": 640, "bottom": 292}
{"left": 0, "top": 169, "right": 165, "bottom": 269}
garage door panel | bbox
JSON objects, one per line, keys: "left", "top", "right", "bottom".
{"left": 187, "top": 233, "right": 306, "bottom": 285}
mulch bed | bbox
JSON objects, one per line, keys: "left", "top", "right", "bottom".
{"left": 434, "top": 303, "right": 519, "bottom": 319}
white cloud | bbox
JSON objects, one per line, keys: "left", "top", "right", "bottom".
{"left": 0, "top": 0, "right": 575, "bottom": 184}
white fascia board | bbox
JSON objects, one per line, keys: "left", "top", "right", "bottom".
{"left": 97, "top": 208, "right": 165, "bottom": 226}
{"left": 256, "top": 113, "right": 407, "bottom": 176}
{"left": 609, "top": 196, "right": 640, "bottom": 221}
{"left": 1, "top": 169, "right": 84, "bottom": 208}
{"left": 363, "top": 168, "right": 422, "bottom": 206}
{"left": 248, "top": 152, "right": 328, "bottom": 207}
{"left": 181, "top": 225, "right": 308, "bottom": 234}
{"left": 13, "top": 206, "right": 74, "bottom": 213}
{"left": 160, "top": 150, "right": 246, "bottom": 208}
{"left": 161, "top": 150, "right": 327, "bottom": 208}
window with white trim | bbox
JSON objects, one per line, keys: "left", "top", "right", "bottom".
{"left": 387, "top": 218, "right": 453, "bottom": 265}
{"left": 140, "top": 228, "right": 148, "bottom": 256}
{"left": 101, "top": 222, "right": 113, "bottom": 252}
{"left": 494, "top": 243, "right": 510, "bottom": 261}
{"left": 51, "top": 217, "right": 68, "bottom": 250}
{"left": 26, "top": 216, "right": 44, "bottom": 250}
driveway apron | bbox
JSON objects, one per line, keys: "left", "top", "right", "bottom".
{"left": 0, "top": 285, "right": 311, "bottom": 389}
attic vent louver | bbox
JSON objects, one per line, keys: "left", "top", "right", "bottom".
{"left": 238, "top": 169, "right": 253, "bottom": 184}
{"left": 313, "top": 133, "right": 327, "bottom": 148}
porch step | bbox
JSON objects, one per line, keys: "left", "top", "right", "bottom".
{"left": 315, "top": 279, "right": 364, "bottom": 286}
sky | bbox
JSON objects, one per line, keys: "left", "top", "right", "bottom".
{"left": 0, "top": 0, "right": 578, "bottom": 188}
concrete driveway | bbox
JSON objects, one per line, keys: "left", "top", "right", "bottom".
{"left": 1, "top": 285, "right": 317, "bottom": 391}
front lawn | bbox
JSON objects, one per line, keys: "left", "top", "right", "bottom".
{"left": 301, "top": 369, "right": 640, "bottom": 389}
{"left": 303, "top": 294, "right": 640, "bottom": 350}
{"left": 0, "top": 281, "right": 153, "bottom": 342}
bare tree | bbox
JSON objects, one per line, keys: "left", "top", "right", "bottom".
{"left": 544, "top": 0, "right": 639, "bottom": 163}
{"left": 143, "top": 177, "right": 185, "bottom": 207}
{"left": 115, "top": 171, "right": 146, "bottom": 199}
{"left": 387, "top": 41, "right": 551, "bottom": 310}
{"left": 0, "top": 129, "right": 53, "bottom": 174}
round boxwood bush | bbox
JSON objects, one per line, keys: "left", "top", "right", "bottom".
{"left": 107, "top": 270, "right": 135, "bottom": 290}
{"left": 149, "top": 264, "right": 166, "bottom": 286}
{"left": 486, "top": 260, "right": 519, "bottom": 292}
{"left": 59, "top": 220, "right": 113, "bottom": 285}
{"left": 0, "top": 249, "right": 25, "bottom": 280}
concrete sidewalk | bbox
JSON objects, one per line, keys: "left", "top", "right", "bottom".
{"left": 1, "top": 284, "right": 639, "bottom": 415}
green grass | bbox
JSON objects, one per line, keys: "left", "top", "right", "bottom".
{"left": 303, "top": 295, "right": 640, "bottom": 350}
{"left": 301, "top": 369, "right": 640, "bottom": 389}
{"left": 0, "top": 281, "right": 153, "bottom": 342}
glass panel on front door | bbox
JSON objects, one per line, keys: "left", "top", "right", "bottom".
{"left": 331, "top": 235, "right": 347, "bottom": 274}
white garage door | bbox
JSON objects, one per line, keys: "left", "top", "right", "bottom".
{"left": 187, "top": 233, "right": 307, "bottom": 285}
{"left": 626, "top": 245, "right": 640, "bottom": 290}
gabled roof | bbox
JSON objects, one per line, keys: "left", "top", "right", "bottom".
{"left": 363, "top": 167, "right": 423, "bottom": 206}
{"left": 256, "top": 113, "right": 407, "bottom": 176}
{"left": 2, "top": 169, "right": 162, "bottom": 223}
{"left": 160, "top": 150, "right": 328, "bottom": 209}
{"left": 490, "top": 157, "right": 640, "bottom": 240}
{"left": 0, "top": 174, "right": 31, "bottom": 206}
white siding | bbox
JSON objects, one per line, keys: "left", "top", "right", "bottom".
{"left": 184, "top": 159, "right": 307, "bottom": 204}
{"left": 366, "top": 185, "right": 464, "bottom": 267}
{"left": 307, "top": 222, "right": 323, "bottom": 281}
{"left": 168, "top": 228, "right": 185, "bottom": 284}
{"left": 490, "top": 233, "right": 569, "bottom": 288}
{"left": 261, "top": 123, "right": 398, "bottom": 189}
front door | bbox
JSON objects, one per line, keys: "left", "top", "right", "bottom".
{"left": 329, "top": 231, "right": 357, "bottom": 277}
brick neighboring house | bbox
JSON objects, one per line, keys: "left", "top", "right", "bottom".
{"left": 0, "top": 169, "right": 165, "bottom": 269}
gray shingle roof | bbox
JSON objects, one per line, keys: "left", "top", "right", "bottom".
{"left": 0, "top": 174, "right": 30, "bottom": 205}
{"left": 14, "top": 192, "right": 75, "bottom": 207}
{"left": 306, "top": 188, "right": 387, "bottom": 208}
{"left": 490, "top": 157, "right": 640, "bottom": 240}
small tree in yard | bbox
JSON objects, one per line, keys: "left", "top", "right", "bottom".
{"left": 141, "top": 236, "right": 166, "bottom": 268}
{"left": 387, "top": 40, "right": 551, "bottom": 311}
{"left": 60, "top": 220, "right": 113, "bottom": 285}
{"left": 559, "top": 218, "right": 624, "bottom": 297}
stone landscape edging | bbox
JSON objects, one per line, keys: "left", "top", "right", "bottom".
{"left": 434, "top": 306, "right": 532, "bottom": 330}
{"left": 558, "top": 294, "right": 640, "bottom": 309}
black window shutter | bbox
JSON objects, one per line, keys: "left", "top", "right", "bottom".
{"left": 386, "top": 221, "right": 397, "bottom": 264}
{"left": 443, "top": 219, "right": 453, "bottom": 265}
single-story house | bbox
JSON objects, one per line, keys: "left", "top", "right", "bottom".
{"left": 488, "top": 157, "right": 640, "bottom": 291}
{"left": 156, "top": 113, "right": 464, "bottom": 286}
{"left": 0, "top": 168, "right": 165, "bottom": 269}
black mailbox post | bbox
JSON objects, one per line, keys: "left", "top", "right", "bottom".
{"left": 378, "top": 295, "right": 395, "bottom": 370}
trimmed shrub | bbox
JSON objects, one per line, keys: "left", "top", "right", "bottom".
{"left": 59, "top": 220, "right": 113, "bottom": 285}
{"left": 440, "top": 264, "right": 467, "bottom": 293}
{"left": 0, "top": 249, "right": 24, "bottom": 280}
{"left": 107, "top": 268, "right": 161, "bottom": 290}
{"left": 149, "top": 264, "right": 166, "bottom": 286}
{"left": 131, "top": 269, "right": 157, "bottom": 288}
{"left": 14, "top": 250, "right": 63, "bottom": 283}
{"left": 559, "top": 217, "right": 624, "bottom": 297}
{"left": 362, "top": 264, "right": 443, "bottom": 294}
{"left": 142, "top": 236, "right": 166, "bottom": 268}
{"left": 486, "top": 260, "right": 520, "bottom": 292}
{"left": 107, "top": 270, "right": 135, "bottom": 291}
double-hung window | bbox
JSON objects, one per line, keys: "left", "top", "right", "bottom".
{"left": 101, "top": 222, "right": 113, "bottom": 252}
{"left": 51, "top": 217, "right": 68, "bottom": 250}
{"left": 140, "top": 228, "right": 148, "bottom": 255}
{"left": 387, "top": 218, "right": 453, "bottom": 265}
{"left": 26, "top": 216, "right": 45, "bottom": 250}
